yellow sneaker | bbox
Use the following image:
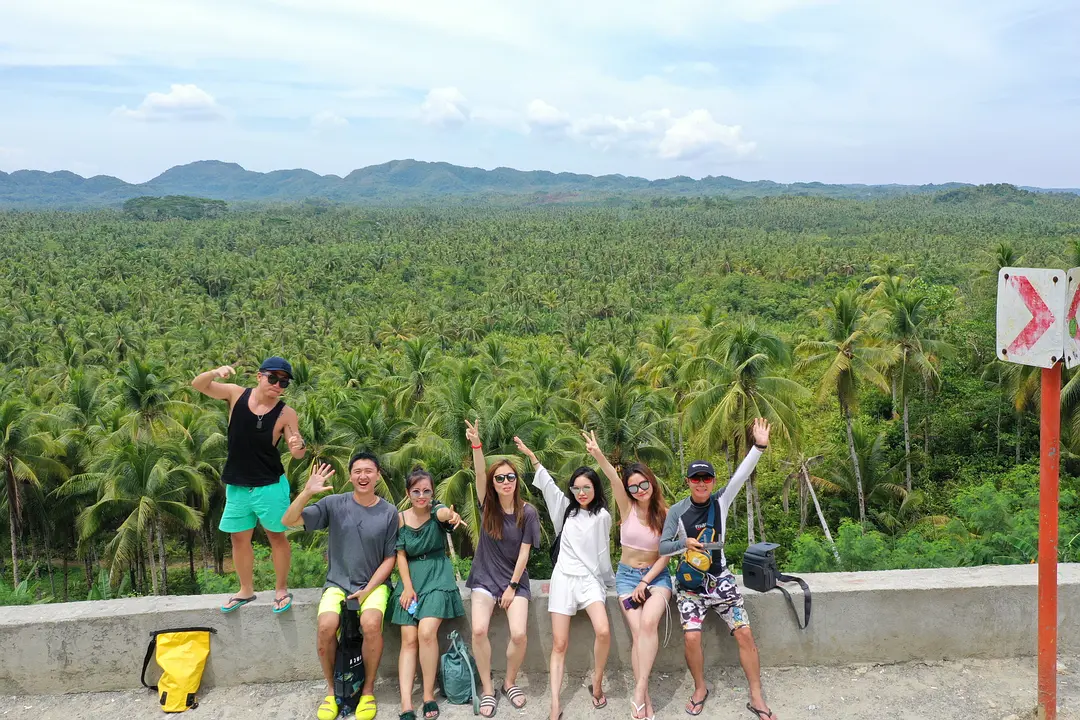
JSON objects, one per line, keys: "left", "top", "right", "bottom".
{"left": 317, "top": 695, "right": 338, "bottom": 720}
{"left": 355, "top": 694, "right": 377, "bottom": 720}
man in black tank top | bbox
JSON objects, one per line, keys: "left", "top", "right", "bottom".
{"left": 193, "top": 356, "right": 307, "bottom": 614}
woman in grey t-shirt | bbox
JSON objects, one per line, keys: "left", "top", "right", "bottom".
{"left": 464, "top": 419, "right": 540, "bottom": 718}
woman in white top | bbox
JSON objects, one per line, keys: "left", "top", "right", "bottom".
{"left": 514, "top": 436, "right": 614, "bottom": 720}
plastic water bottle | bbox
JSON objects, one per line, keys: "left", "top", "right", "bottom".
{"left": 407, "top": 598, "right": 419, "bottom": 615}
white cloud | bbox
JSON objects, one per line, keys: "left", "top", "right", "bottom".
{"left": 658, "top": 109, "right": 755, "bottom": 160}
{"left": 524, "top": 107, "right": 755, "bottom": 161}
{"left": 113, "top": 84, "right": 225, "bottom": 122}
{"left": 525, "top": 99, "right": 570, "bottom": 132}
{"left": 420, "top": 87, "right": 470, "bottom": 127}
{"left": 311, "top": 110, "right": 349, "bottom": 130}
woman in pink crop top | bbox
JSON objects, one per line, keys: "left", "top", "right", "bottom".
{"left": 585, "top": 431, "right": 672, "bottom": 720}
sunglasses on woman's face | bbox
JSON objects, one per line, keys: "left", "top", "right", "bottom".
{"left": 628, "top": 480, "right": 651, "bottom": 494}
{"left": 494, "top": 473, "right": 518, "bottom": 484}
{"left": 409, "top": 488, "right": 433, "bottom": 498}
{"left": 570, "top": 485, "right": 593, "bottom": 495}
{"left": 264, "top": 373, "right": 291, "bottom": 388}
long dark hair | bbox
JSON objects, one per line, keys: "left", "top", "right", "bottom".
{"left": 623, "top": 462, "right": 666, "bottom": 535}
{"left": 560, "top": 466, "right": 607, "bottom": 526}
{"left": 481, "top": 460, "right": 525, "bottom": 541}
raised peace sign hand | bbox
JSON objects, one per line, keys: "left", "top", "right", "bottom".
{"left": 304, "top": 463, "right": 335, "bottom": 496}
{"left": 513, "top": 436, "right": 538, "bottom": 465}
{"left": 464, "top": 418, "right": 481, "bottom": 447}
{"left": 582, "top": 429, "right": 602, "bottom": 459}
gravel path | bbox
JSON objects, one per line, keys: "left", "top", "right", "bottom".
{"left": 3, "top": 656, "right": 1078, "bottom": 719}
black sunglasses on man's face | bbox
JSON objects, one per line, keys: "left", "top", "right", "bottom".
{"left": 264, "top": 373, "right": 291, "bottom": 388}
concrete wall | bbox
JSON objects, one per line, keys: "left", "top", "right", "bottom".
{"left": 1, "top": 565, "right": 1077, "bottom": 695}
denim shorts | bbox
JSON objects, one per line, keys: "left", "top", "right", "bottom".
{"left": 615, "top": 562, "right": 674, "bottom": 597}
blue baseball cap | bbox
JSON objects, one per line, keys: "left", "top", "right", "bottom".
{"left": 259, "top": 356, "right": 293, "bottom": 378}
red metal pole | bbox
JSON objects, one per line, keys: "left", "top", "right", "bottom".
{"left": 1038, "top": 361, "right": 1061, "bottom": 720}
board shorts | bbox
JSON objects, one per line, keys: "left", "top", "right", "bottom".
{"left": 547, "top": 567, "right": 607, "bottom": 616}
{"left": 676, "top": 568, "right": 750, "bottom": 634}
{"left": 615, "top": 562, "right": 675, "bottom": 597}
{"left": 219, "top": 475, "right": 291, "bottom": 533}
{"left": 318, "top": 584, "right": 391, "bottom": 619}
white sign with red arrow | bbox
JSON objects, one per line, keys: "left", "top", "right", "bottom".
{"left": 997, "top": 267, "right": 1067, "bottom": 368}
{"left": 1065, "top": 268, "right": 1080, "bottom": 368}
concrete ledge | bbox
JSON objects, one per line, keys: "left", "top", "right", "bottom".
{"left": 2, "top": 565, "right": 1078, "bottom": 695}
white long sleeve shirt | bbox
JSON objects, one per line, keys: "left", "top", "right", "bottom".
{"left": 532, "top": 464, "right": 616, "bottom": 587}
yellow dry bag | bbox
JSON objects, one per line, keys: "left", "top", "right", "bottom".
{"left": 140, "top": 627, "right": 217, "bottom": 712}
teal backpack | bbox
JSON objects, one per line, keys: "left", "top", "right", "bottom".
{"left": 439, "top": 630, "right": 479, "bottom": 715}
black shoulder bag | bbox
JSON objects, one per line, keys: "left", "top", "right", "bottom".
{"left": 742, "top": 542, "right": 811, "bottom": 630}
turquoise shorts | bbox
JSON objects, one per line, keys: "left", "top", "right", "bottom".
{"left": 219, "top": 475, "right": 291, "bottom": 533}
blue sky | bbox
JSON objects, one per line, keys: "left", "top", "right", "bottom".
{"left": 0, "top": 0, "right": 1077, "bottom": 186}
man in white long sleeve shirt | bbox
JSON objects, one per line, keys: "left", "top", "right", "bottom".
{"left": 658, "top": 417, "right": 777, "bottom": 719}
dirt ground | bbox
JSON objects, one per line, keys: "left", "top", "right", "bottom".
{"left": 3, "top": 655, "right": 1078, "bottom": 720}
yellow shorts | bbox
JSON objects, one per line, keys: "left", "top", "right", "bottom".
{"left": 318, "top": 584, "right": 390, "bottom": 618}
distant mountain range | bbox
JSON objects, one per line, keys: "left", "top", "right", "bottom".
{"left": 0, "top": 159, "right": 1077, "bottom": 208}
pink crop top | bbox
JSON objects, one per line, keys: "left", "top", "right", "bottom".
{"left": 621, "top": 509, "right": 660, "bottom": 552}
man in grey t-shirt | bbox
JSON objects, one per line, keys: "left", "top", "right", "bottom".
{"left": 282, "top": 451, "right": 398, "bottom": 720}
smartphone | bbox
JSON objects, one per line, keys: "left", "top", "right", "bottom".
{"left": 621, "top": 587, "right": 651, "bottom": 610}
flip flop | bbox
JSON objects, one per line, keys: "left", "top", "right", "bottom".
{"left": 686, "top": 689, "right": 709, "bottom": 716}
{"left": 220, "top": 594, "right": 256, "bottom": 613}
{"left": 588, "top": 684, "right": 607, "bottom": 709}
{"left": 746, "top": 702, "right": 776, "bottom": 719}
{"left": 272, "top": 592, "right": 293, "bottom": 614}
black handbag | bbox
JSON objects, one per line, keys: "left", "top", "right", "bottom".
{"left": 742, "top": 542, "right": 811, "bottom": 630}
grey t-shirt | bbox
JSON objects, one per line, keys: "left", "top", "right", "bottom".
{"left": 301, "top": 493, "right": 398, "bottom": 594}
{"left": 465, "top": 502, "right": 541, "bottom": 599}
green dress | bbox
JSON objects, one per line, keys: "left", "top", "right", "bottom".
{"left": 390, "top": 504, "right": 466, "bottom": 626}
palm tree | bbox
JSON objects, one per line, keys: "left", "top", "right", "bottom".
{"left": 781, "top": 453, "right": 840, "bottom": 564}
{"left": 683, "top": 322, "right": 809, "bottom": 542}
{"left": 61, "top": 435, "right": 209, "bottom": 594}
{"left": 814, "top": 424, "right": 911, "bottom": 533}
{"left": 878, "top": 289, "right": 949, "bottom": 491}
{"left": 796, "top": 288, "right": 891, "bottom": 524}
{"left": 0, "top": 400, "right": 66, "bottom": 586}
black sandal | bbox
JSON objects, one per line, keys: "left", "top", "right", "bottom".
{"left": 479, "top": 694, "right": 498, "bottom": 718}
{"left": 501, "top": 684, "right": 526, "bottom": 709}
{"left": 399, "top": 712, "right": 416, "bottom": 720}
{"left": 686, "top": 689, "right": 709, "bottom": 716}
{"left": 422, "top": 700, "right": 439, "bottom": 719}
{"left": 588, "top": 684, "right": 607, "bottom": 709}
{"left": 746, "top": 702, "right": 775, "bottom": 719}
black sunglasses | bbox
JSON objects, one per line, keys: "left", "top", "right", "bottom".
{"left": 628, "top": 480, "right": 652, "bottom": 494}
{"left": 493, "top": 473, "right": 518, "bottom": 484}
{"left": 264, "top": 373, "right": 291, "bottom": 388}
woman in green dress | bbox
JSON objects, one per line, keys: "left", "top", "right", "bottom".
{"left": 393, "top": 467, "right": 467, "bottom": 720}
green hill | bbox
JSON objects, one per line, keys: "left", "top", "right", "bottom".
{"left": 1, "top": 158, "right": 1077, "bottom": 208}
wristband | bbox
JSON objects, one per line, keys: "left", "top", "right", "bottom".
{"left": 754, "top": 443, "right": 768, "bottom": 450}
{"left": 471, "top": 444, "right": 483, "bottom": 449}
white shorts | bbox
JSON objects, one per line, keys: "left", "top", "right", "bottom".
{"left": 547, "top": 568, "right": 606, "bottom": 616}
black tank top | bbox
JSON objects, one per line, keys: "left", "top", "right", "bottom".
{"left": 220, "top": 388, "right": 287, "bottom": 487}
